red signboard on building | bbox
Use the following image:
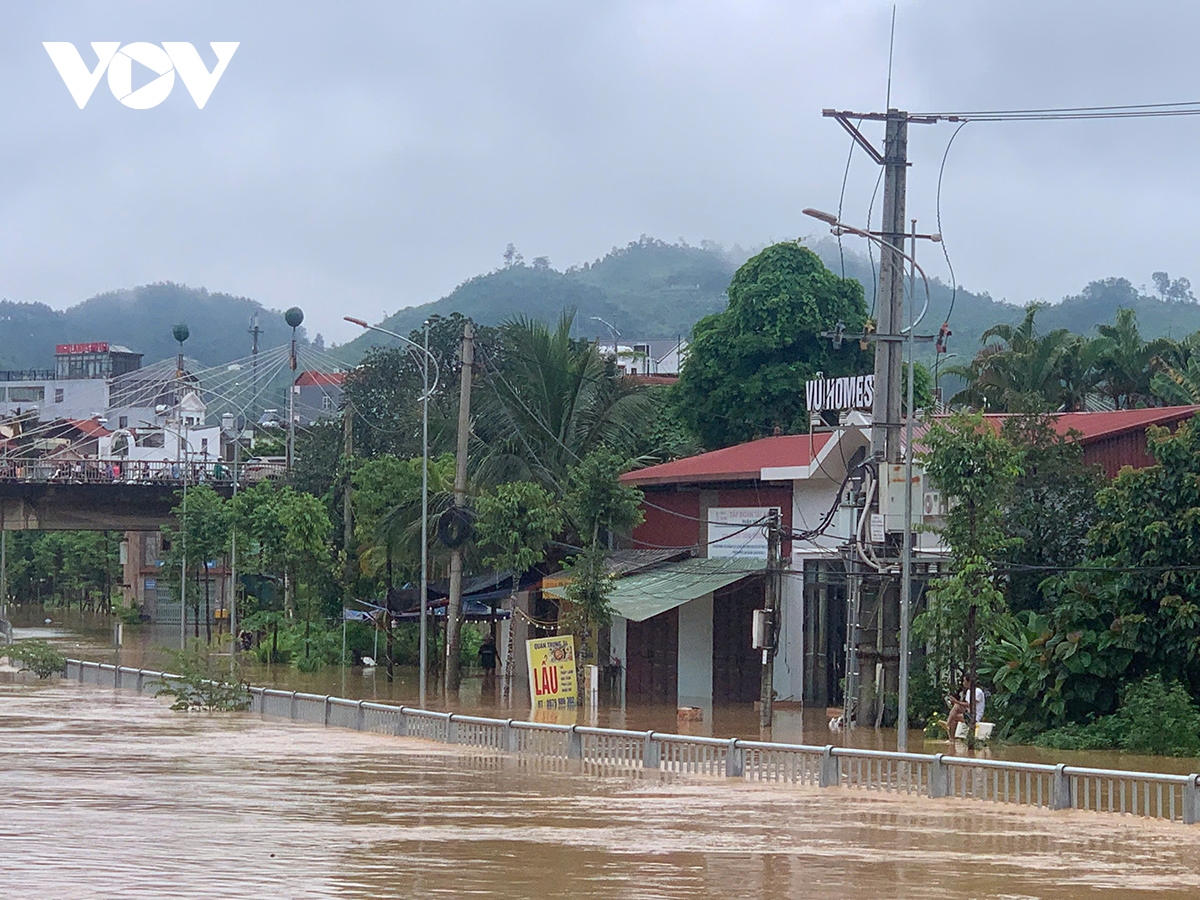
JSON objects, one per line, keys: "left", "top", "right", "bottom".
{"left": 55, "top": 342, "right": 109, "bottom": 355}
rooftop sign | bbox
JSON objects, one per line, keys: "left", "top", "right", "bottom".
{"left": 805, "top": 374, "right": 873, "bottom": 413}
{"left": 56, "top": 342, "right": 109, "bottom": 355}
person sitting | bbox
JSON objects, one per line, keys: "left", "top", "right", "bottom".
{"left": 946, "top": 675, "right": 986, "bottom": 740}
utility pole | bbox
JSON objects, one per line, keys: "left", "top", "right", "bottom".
{"left": 874, "top": 111, "right": 907, "bottom": 464}
{"left": 759, "top": 510, "right": 782, "bottom": 730}
{"left": 229, "top": 429, "right": 240, "bottom": 676}
{"left": 248, "top": 315, "right": 261, "bottom": 411}
{"left": 342, "top": 403, "right": 354, "bottom": 605}
{"left": 444, "top": 321, "right": 475, "bottom": 696}
{"left": 285, "top": 308, "right": 304, "bottom": 471}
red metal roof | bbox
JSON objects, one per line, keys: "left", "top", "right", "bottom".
{"left": 65, "top": 418, "right": 111, "bottom": 438}
{"left": 295, "top": 371, "right": 346, "bottom": 387}
{"left": 982, "top": 406, "right": 1200, "bottom": 443}
{"left": 622, "top": 433, "right": 833, "bottom": 486}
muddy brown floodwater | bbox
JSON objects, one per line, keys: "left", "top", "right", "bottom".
{"left": 5, "top": 680, "right": 1200, "bottom": 899}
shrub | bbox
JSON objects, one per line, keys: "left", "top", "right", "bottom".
{"left": 154, "top": 644, "right": 251, "bottom": 712}
{"left": 1035, "top": 675, "right": 1200, "bottom": 756}
{"left": 7, "top": 640, "right": 66, "bottom": 678}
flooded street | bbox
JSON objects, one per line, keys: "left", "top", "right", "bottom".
{"left": 5, "top": 680, "right": 1200, "bottom": 899}
{"left": 21, "top": 605, "right": 1200, "bottom": 777}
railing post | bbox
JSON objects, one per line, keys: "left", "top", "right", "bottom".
{"left": 1185, "top": 776, "right": 1200, "bottom": 825}
{"left": 642, "top": 731, "right": 660, "bottom": 770}
{"left": 505, "top": 719, "right": 519, "bottom": 753}
{"left": 136, "top": 669, "right": 145, "bottom": 693}
{"left": 446, "top": 714, "right": 459, "bottom": 744}
{"left": 356, "top": 699, "right": 365, "bottom": 731}
{"left": 567, "top": 726, "right": 583, "bottom": 760}
{"left": 290, "top": 691, "right": 298, "bottom": 721}
{"left": 395, "top": 707, "right": 408, "bottom": 737}
{"left": 114, "top": 666, "right": 122, "bottom": 690}
{"left": 725, "top": 739, "right": 745, "bottom": 778}
{"left": 1052, "top": 764, "right": 1072, "bottom": 810}
{"left": 928, "top": 754, "right": 948, "bottom": 798}
{"left": 818, "top": 745, "right": 839, "bottom": 788}
{"left": 323, "top": 695, "right": 332, "bottom": 727}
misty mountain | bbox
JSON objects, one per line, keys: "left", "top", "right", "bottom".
{"left": 0, "top": 282, "right": 306, "bottom": 371}
{"left": 5, "top": 243, "right": 1200, "bottom": 375}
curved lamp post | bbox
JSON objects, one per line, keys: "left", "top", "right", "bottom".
{"left": 344, "top": 316, "right": 441, "bottom": 706}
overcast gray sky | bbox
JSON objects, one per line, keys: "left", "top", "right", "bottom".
{"left": 3, "top": 1, "right": 1199, "bottom": 342}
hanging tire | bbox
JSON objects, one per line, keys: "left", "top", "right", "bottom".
{"left": 437, "top": 506, "right": 474, "bottom": 549}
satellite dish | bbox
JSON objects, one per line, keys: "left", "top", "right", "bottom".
{"left": 285, "top": 307, "right": 304, "bottom": 329}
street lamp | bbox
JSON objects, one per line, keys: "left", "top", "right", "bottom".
{"left": 803, "top": 208, "right": 937, "bottom": 753}
{"left": 344, "top": 316, "right": 441, "bottom": 707}
{"left": 589, "top": 316, "right": 620, "bottom": 346}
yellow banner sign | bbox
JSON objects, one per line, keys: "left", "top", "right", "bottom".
{"left": 525, "top": 635, "right": 577, "bottom": 712}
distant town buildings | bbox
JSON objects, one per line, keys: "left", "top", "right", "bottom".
{"left": 293, "top": 370, "right": 345, "bottom": 425}
{"left": 597, "top": 338, "right": 688, "bottom": 377}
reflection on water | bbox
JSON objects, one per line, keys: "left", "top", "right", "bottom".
{"left": 14, "top": 604, "right": 1200, "bottom": 776}
{"left": 4, "top": 681, "right": 1200, "bottom": 899}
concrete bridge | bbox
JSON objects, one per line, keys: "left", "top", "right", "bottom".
{"left": 0, "top": 460, "right": 286, "bottom": 531}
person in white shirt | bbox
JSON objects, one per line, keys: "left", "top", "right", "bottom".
{"left": 947, "top": 675, "right": 985, "bottom": 739}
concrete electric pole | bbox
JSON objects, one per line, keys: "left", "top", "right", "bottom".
{"left": 444, "top": 321, "right": 475, "bottom": 696}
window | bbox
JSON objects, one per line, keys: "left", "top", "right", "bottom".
{"left": 7, "top": 386, "right": 44, "bottom": 403}
{"left": 200, "top": 438, "right": 209, "bottom": 454}
{"left": 54, "top": 388, "right": 64, "bottom": 403}
{"left": 118, "top": 416, "right": 128, "bottom": 429}
{"left": 321, "top": 395, "right": 334, "bottom": 411}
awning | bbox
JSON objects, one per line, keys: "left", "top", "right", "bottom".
{"left": 544, "top": 557, "right": 763, "bottom": 623}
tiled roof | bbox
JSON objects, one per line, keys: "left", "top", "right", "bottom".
{"left": 621, "top": 433, "right": 833, "bottom": 486}
{"left": 65, "top": 418, "right": 111, "bottom": 437}
{"left": 295, "top": 371, "right": 346, "bottom": 387}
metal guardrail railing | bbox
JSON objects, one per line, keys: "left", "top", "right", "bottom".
{"left": 63, "top": 659, "right": 1200, "bottom": 825}
{"left": 0, "top": 459, "right": 286, "bottom": 486}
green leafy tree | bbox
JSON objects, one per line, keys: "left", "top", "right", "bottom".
{"left": 162, "top": 485, "right": 230, "bottom": 641}
{"left": 475, "top": 480, "right": 563, "bottom": 698}
{"left": 999, "top": 415, "right": 1101, "bottom": 613}
{"left": 672, "top": 242, "right": 870, "bottom": 449}
{"left": 916, "top": 411, "right": 1022, "bottom": 728}
{"left": 559, "top": 449, "right": 644, "bottom": 668}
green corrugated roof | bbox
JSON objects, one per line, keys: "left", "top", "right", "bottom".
{"left": 544, "top": 557, "right": 763, "bottom": 623}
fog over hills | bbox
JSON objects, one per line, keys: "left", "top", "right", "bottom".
{"left": 4, "top": 239, "right": 1200, "bottom": 371}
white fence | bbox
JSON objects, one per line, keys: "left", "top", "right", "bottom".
{"left": 64, "top": 659, "right": 1200, "bottom": 825}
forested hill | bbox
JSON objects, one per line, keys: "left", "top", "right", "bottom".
{"left": 336, "top": 237, "right": 746, "bottom": 360}
{"left": 339, "top": 236, "right": 1200, "bottom": 364}
{"left": 4, "top": 243, "right": 1200, "bottom": 370}
{"left": 0, "top": 283, "right": 306, "bottom": 370}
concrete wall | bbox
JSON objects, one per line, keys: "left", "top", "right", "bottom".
{"left": 677, "top": 592, "right": 713, "bottom": 709}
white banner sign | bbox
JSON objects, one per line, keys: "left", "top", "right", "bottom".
{"left": 805, "top": 374, "right": 874, "bottom": 413}
{"left": 708, "top": 506, "right": 779, "bottom": 559}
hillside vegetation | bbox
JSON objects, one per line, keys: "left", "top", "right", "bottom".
{"left": 4, "top": 240, "right": 1200, "bottom": 370}
{"left": 0, "top": 282, "right": 306, "bottom": 370}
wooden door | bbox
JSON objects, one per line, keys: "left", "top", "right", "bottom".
{"left": 625, "top": 608, "right": 678, "bottom": 705}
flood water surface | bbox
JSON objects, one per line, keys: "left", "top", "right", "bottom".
{"left": 4, "top": 681, "right": 1200, "bottom": 899}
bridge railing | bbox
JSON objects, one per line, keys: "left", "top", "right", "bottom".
{"left": 62, "top": 659, "right": 1200, "bottom": 825}
{"left": 0, "top": 459, "right": 286, "bottom": 486}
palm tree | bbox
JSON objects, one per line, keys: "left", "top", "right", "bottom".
{"left": 472, "top": 311, "right": 658, "bottom": 492}
{"left": 948, "top": 305, "right": 1083, "bottom": 412}
{"left": 1150, "top": 332, "right": 1200, "bottom": 405}
{"left": 1093, "top": 308, "right": 1178, "bottom": 409}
